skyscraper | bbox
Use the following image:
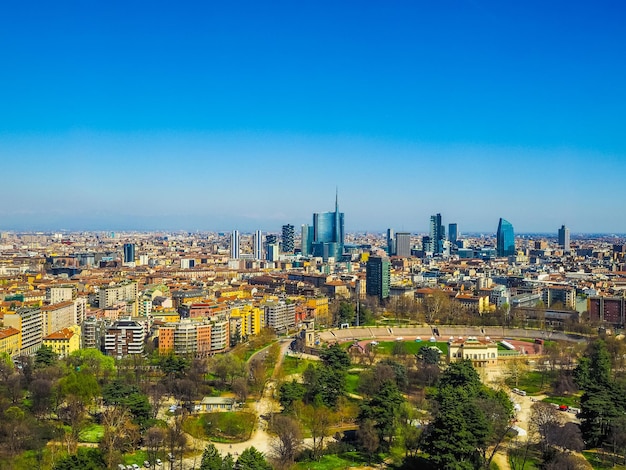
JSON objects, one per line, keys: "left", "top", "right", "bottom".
{"left": 282, "top": 224, "right": 295, "bottom": 253}
{"left": 496, "top": 218, "right": 515, "bottom": 257}
{"left": 230, "top": 230, "right": 240, "bottom": 259}
{"left": 386, "top": 228, "right": 395, "bottom": 256}
{"left": 395, "top": 232, "right": 411, "bottom": 257}
{"left": 311, "top": 192, "right": 344, "bottom": 261}
{"left": 123, "top": 243, "right": 135, "bottom": 264}
{"left": 253, "top": 230, "right": 263, "bottom": 260}
{"left": 429, "top": 213, "right": 446, "bottom": 255}
{"left": 301, "top": 224, "right": 312, "bottom": 256}
{"left": 558, "top": 225, "right": 570, "bottom": 252}
{"left": 448, "top": 223, "right": 458, "bottom": 247}
{"left": 366, "top": 256, "right": 390, "bottom": 301}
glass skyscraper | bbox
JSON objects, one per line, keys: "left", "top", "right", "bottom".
{"left": 558, "top": 225, "right": 570, "bottom": 251}
{"left": 429, "top": 213, "right": 445, "bottom": 255}
{"left": 123, "top": 243, "right": 135, "bottom": 264}
{"left": 366, "top": 256, "right": 390, "bottom": 301}
{"left": 311, "top": 193, "right": 344, "bottom": 261}
{"left": 496, "top": 218, "right": 515, "bottom": 257}
{"left": 230, "top": 230, "right": 240, "bottom": 259}
{"left": 448, "top": 223, "right": 458, "bottom": 247}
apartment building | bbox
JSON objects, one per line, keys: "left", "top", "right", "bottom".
{"left": 542, "top": 286, "right": 576, "bottom": 309}
{"left": 43, "top": 325, "right": 81, "bottom": 358}
{"left": 41, "top": 301, "right": 75, "bottom": 336}
{"left": 0, "top": 327, "right": 21, "bottom": 358}
{"left": 98, "top": 281, "right": 139, "bottom": 316}
{"left": 158, "top": 320, "right": 212, "bottom": 357}
{"left": 46, "top": 285, "right": 76, "bottom": 304}
{"left": 263, "top": 300, "right": 296, "bottom": 333}
{"left": 4, "top": 307, "right": 43, "bottom": 356}
{"left": 104, "top": 319, "right": 144, "bottom": 357}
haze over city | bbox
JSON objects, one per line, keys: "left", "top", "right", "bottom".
{"left": 1, "top": 1, "right": 625, "bottom": 233}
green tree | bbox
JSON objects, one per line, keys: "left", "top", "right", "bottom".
{"left": 439, "top": 359, "right": 481, "bottom": 390}
{"left": 574, "top": 339, "right": 612, "bottom": 389}
{"left": 278, "top": 380, "right": 306, "bottom": 413}
{"left": 418, "top": 346, "right": 441, "bottom": 365}
{"left": 200, "top": 443, "right": 223, "bottom": 470}
{"left": 421, "top": 360, "right": 513, "bottom": 469}
{"left": 358, "top": 380, "right": 405, "bottom": 449}
{"left": 319, "top": 343, "right": 351, "bottom": 370}
{"left": 67, "top": 348, "right": 115, "bottom": 380}
{"left": 337, "top": 301, "right": 356, "bottom": 325}
{"left": 236, "top": 446, "right": 272, "bottom": 470}
{"left": 53, "top": 448, "right": 106, "bottom": 470}
{"left": 158, "top": 354, "right": 190, "bottom": 380}
{"left": 35, "top": 345, "right": 57, "bottom": 368}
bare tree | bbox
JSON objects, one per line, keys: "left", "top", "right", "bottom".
{"left": 100, "top": 406, "right": 141, "bottom": 469}
{"left": 269, "top": 414, "right": 302, "bottom": 469}
{"left": 145, "top": 426, "right": 167, "bottom": 470}
{"left": 529, "top": 402, "right": 563, "bottom": 452}
{"left": 145, "top": 382, "right": 167, "bottom": 419}
{"left": 301, "top": 404, "right": 334, "bottom": 460}
{"left": 505, "top": 357, "right": 529, "bottom": 388}
{"left": 357, "top": 419, "right": 379, "bottom": 464}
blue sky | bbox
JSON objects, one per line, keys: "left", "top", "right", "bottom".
{"left": 1, "top": 1, "right": 625, "bottom": 233}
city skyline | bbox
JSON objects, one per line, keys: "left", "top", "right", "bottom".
{"left": 1, "top": 2, "right": 625, "bottom": 233}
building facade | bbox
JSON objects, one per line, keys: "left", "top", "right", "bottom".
{"left": 311, "top": 194, "right": 344, "bottom": 261}
{"left": 4, "top": 307, "right": 43, "bottom": 356}
{"left": 497, "top": 218, "right": 515, "bottom": 257}
{"left": 558, "top": 225, "right": 570, "bottom": 252}
{"left": 395, "top": 232, "right": 411, "bottom": 258}
{"left": 230, "top": 230, "right": 240, "bottom": 259}
{"left": 282, "top": 224, "right": 295, "bottom": 253}
{"left": 366, "top": 256, "right": 391, "bottom": 301}
{"left": 104, "top": 319, "right": 145, "bottom": 357}
{"left": 429, "top": 213, "right": 445, "bottom": 255}
{"left": 123, "top": 243, "right": 135, "bottom": 263}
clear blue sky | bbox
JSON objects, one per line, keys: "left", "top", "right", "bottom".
{"left": 1, "top": 1, "right": 625, "bottom": 233}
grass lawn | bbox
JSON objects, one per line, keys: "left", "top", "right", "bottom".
{"left": 375, "top": 341, "right": 449, "bottom": 356}
{"left": 542, "top": 394, "right": 580, "bottom": 408}
{"left": 184, "top": 412, "right": 256, "bottom": 443}
{"left": 583, "top": 450, "right": 626, "bottom": 469}
{"left": 281, "top": 356, "right": 314, "bottom": 376}
{"left": 294, "top": 451, "right": 371, "bottom": 470}
{"left": 79, "top": 423, "right": 104, "bottom": 443}
{"left": 345, "top": 373, "right": 360, "bottom": 395}
{"left": 508, "top": 370, "right": 555, "bottom": 395}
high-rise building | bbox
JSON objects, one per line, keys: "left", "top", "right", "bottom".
{"left": 266, "top": 243, "right": 279, "bottom": 261}
{"left": 395, "top": 232, "right": 411, "bottom": 258}
{"left": 366, "top": 256, "right": 390, "bottom": 301}
{"left": 301, "top": 224, "right": 312, "bottom": 256}
{"left": 104, "top": 319, "right": 145, "bottom": 357}
{"left": 386, "top": 228, "right": 395, "bottom": 256}
{"left": 429, "top": 213, "right": 446, "bottom": 255}
{"left": 253, "top": 230, "right": 263, "bottom": 260}
{"left": 558, "top": 225, "right": 570, "bottom": 252}
{"left": 123, "top": 243, "right": 135, "bottom": 263}
{"left": 422, "top": 236, "right": 433, "bottom": 254}
{"left": 449, "top": 223, "right": 458, "bottom": 247}
{"left": 282, "top": 224, "right": 295, "bottom": 253}
{"left": 496, "top": 218, "right": 516, "bottom": 257}
{"left": 230, "top": 230, "right": 240, "bottom": 259}
{"left": 311, "top": 192, "right": 344, "bottom": 261}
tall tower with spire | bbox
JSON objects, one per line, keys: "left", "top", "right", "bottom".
{"left": 311, "top": 191, "right": 345, "bottom": 261}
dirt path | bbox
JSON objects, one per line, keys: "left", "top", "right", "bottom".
{"left": 180, "top": 339, "right": 294, "bottom": 468}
